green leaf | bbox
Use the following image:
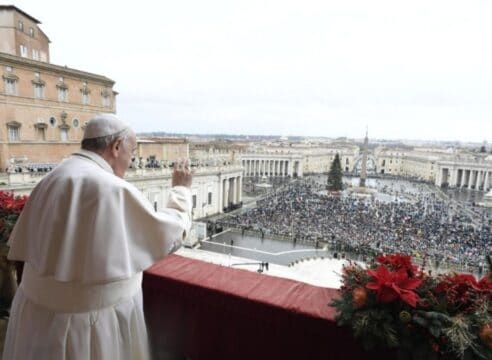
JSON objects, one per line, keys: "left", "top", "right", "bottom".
{"left": 429, "top": 325, "right": 441, "bottom": 338}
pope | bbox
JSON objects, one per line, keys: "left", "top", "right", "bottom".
{"left": 3, "top": 113, "right": 193, "bottom": 359}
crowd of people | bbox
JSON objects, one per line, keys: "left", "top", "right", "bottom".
{"left": 217, "top": 178, "right": 491, "bottom": 269}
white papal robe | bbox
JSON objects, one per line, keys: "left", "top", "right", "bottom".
{"left": 3, "top": 150, "right": 192, "bottom": 360}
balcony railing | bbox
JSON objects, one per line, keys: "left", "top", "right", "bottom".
{"left": 143, "top": 254, "right": 395, "bottom": 360}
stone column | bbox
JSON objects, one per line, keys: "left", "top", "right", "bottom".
{"left": 485, "top": 171, "right": 490, "bottom": 191}
{"left": 468, "top": 170, "right": 474, "bottom": 190}
{"left": 460, "top": 169, "right": 465, "bottom": 188}
{"left": 435, "top": 168, "right": 442, "bottom": 187}
{"left": 236, "top": 176, "right": 242, "bottom": 203}
{"left": 476, "top": 170, "right": 482, "bottom": 190}
{"left": 231, "top": 177, "right": 236, "bottom": 204}
{"left": 217, "top": 178, "right": 223, "bottom": 213}
{"left": 223, "top": 179, "right": 229, "bottom": 209}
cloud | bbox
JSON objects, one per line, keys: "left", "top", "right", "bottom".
{"left": 14, "top": 0, "right": 492, "bottom": 142}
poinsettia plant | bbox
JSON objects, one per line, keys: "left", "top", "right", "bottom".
{"left": 0, "top": 191, "right": 28, "bottom": 243}
{"left": 332, "top": 253, "right": 492, "bottom": 360}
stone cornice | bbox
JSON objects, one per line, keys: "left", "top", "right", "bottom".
{"left": 0, "top": 52, "right": 115, "bottom": 85}
{"left": 2, "top": 73, "right": 18, "bottom": 81}
{"left": 6, "top": 121, "right": 21, "bottom": 128}
{"left": 80, "top": 85, "right": 91, "bottom": 95}
{"left": 56, "top": 81, "right": 68, "bottom": 90}
{"left": 101, "top": 88, "right": 111, "bottom": 97}
{"left": 33, "top": 122, "right": 48, "bottom": 129}
{"left": 31, "top": 78, "right": 45, "bottom": 86}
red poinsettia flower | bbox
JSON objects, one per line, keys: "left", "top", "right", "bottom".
{"left": 478, "top": 275, "right": 492, "bottom": 292}
{"left": 366, "top": 265, "right": 422, "bottom": 307}
{"left": 376, "top": 254, "right": 419, "bottom": 276}
{"left": 436, "top": 274, "right": 481, "bottom": 293}
{"left": 0, "top": 191, "right": 28, "bottom": 242}
{"left": 435, "top": 273, "right": 488, "bottom": 310}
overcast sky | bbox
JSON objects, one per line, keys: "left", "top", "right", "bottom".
{"left": 12, "top": 0, "right": 492, "bottom": 142}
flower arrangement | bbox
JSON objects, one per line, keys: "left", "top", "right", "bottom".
{"left": 332, "top": 253, "right": 492, "bottom": 360}
{"left": 0, "top": 191, "right": 28, "bottom": 243}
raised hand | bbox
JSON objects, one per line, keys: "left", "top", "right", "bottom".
{"left": 172, "top": 158, "right": 193, "bottom": 188}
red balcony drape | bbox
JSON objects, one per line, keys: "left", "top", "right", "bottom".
{"left": 143, "top": 254, "right": 394, "bottom": 360}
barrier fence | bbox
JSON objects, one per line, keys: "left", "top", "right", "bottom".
{"left": 209, "top": 226, "right": 484, "bottom": 276}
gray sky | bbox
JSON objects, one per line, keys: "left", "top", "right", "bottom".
{"left": 13, "top": 0, "right": 492, "bottom": 142}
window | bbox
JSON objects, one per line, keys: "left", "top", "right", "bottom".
{"left": 20, "top": 45, "right": 28, "bottom": 57}
{"left": 36, "top": 127, "right": 46, "bottom": 141}
{"left": 4, "top": 78, "right": 16, "bottom": 95}
{"left": 18, "top": 21, "right": 23, "bottom": 31}
{"left": 40, "top": 52, "right": 47, "bottom": 62}
{"left": 208, "top": 192, "right": 212, "bottom": 205}
{"left": 34, "top": 84, "right": 44, "bottom": 98}
{"left": 58, "top": 88, "right": 68, "bottom": 102}
{"left": 29, "top": 27, "right": 34, "bottom": 37}
{"left": 60, "top": 128, "right": 68, "bottom": 142}
{"left": 192, "top": 195, "right": 197, "bottom": 209}
{"left": 49, "top": 117, "right": 57, "bottom": 127}
{"left": 32, "top": 49, "right": 40, "bottom": 60}
{"left": 101, "top": 88, "right": 111, "bottom": 108}
{"left": 8, "top": 126, "right": 19, "bottom": 142}
{"left": 81, "top": 81, "right": 91, "bottom": 104}
{"left": 102, "top": 95, "right": 111, "bottom": 108}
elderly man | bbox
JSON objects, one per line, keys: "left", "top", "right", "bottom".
{"left": 3, "top": 114, "right": 192, "bottom": 359}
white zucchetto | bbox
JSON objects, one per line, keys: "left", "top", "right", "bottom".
{"left": 83, "top": 113, "right": 130, "bottom": 140}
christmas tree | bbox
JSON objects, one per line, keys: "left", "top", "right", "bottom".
{"left": 327, "top": 154, "right": 343, "bottom": 191}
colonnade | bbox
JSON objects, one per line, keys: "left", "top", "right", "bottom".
{"left": 437, "top": 167, "right": 491, "bottom": 191}
{"left": 220, "top": 176, "right": 242, "bottom": 211}
{"left": 241, "top": 159, "right": 301, "bottom": 177}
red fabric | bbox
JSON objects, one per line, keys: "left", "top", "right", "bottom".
{"left": 143, "top": 254, "right": 395, "bottom": 360}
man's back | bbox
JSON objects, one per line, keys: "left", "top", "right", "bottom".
{"left": 4, "top": 152, "right": 191, "bottom": 359}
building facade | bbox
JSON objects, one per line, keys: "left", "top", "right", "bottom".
{"left": 0, "top": 6, "right": 117, "bottom": 171}
{"left": 240, "top": 142, "right": 359, "bottom": 177}
{"left": 4, "top": 164, "right": 243, "bottom": 219}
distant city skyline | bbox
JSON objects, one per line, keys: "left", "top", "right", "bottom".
{"left": 14, "top": 0, "right": 492, "bottom": 142}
